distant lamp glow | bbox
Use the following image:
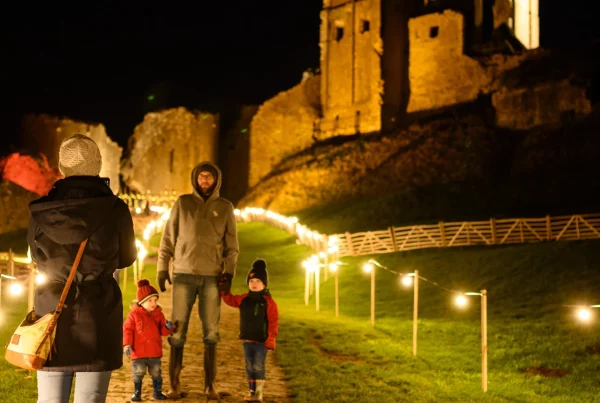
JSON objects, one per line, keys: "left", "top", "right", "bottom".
{"left": 577, "top": 308, "right": 592, "bottom": 322}
{"left": 455, "top": 295, "right": 468, "bottom": 307}
{"left": 363, "top": 263, "right": 374, "bottom": 273}
{"left": 9, "top": 283, "right": 23, "bottom": 296}
{"left": 301, "top": 260, "right": 310, "bottom": 270}
{"left": 401, "top": 275, "right": 413, "bottom": 287}
{"left": 135, "top": 207, "right": 142, "bottom": 214}
{"left": 329, "top": 263, "right": 339, "bottom": 272}
{"left": 36, "top": 273, "right": 47, "bottom": 285}
{"left": 318, "top": 252, "right": 326, "bottom": 259}
{"left": 138, "top": 248, "right": 147, "bottom": 261}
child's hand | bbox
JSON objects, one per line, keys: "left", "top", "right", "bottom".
{"left": 265, "top": 337, "right": 276, "bottom": 350}
{"left": 165, "top": 320, "right": 174, "bottom": 330}
{"left": 218, "top": 273, "right": 233, "bottom": 294}
{"left": 123, "top": 345, "right": 132, "bottom": 356}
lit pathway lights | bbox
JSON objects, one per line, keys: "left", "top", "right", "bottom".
{"left": 572, "top": 304, "right": 600, "bottom": 323}
{"left": 0, "top": 273, "right": 23, "bottom": 312}
{"left": 456, "top": 290, "right": 488, "bottom": 393}
{"left": 302, "top": 256, "right": 321, "bottom": 310}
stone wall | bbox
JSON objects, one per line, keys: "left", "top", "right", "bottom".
{"left": 492, "top": 80, "right": 592, "bottom": 130}
{"left": 248, "top": 76, "right": 321, "bottom": 187}
{"left": 407, "top": 10, "right": 488, "bottom": 113}
{"left": 121, "top": 107, "right": 219, "bottom": 195}
{"left": 319, "top": 0, "right": 383, "bottom": 137}
{"left": 20, "top": 114, "right": 122, "bottom": 194}
{"left": 241, "top": 114, "right": 500, "bottom": 213}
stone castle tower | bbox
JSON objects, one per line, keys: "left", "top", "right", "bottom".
{"left": 317, "top": 0, "right": 539, "bottom": 137}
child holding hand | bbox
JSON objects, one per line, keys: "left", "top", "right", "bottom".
{"left": 219, "top": 259, "right": 279, "bottom": 402}
{"left": 123, "top": 279, "right": 176, "bottom": 401}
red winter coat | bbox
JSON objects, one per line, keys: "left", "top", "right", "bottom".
{"left": 123, "top": 306, "right": 173, "bottom": 360}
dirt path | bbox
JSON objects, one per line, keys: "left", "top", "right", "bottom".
{"left": 107, "top": 285, "right": 294, "bottom": 402}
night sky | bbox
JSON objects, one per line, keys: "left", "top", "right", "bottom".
{"left": 2, "top": 0, "right": 597, "bottom": 151}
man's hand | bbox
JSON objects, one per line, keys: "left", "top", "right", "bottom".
{"left": 265, "top": 337, "right": 276, "bottom": 350}
{"left": 157, "top": 271, "right": 172, "bottom": 292}
{"left": 165, "top": 320, "right": 174, "bottom": 330}
{"left": 217, "top": 273, "right": 233, "bottom": 294}
{"left": 123, "top": 345, "right": 132, "bottom": 357}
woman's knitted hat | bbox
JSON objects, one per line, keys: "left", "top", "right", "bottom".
{"left": 137, "top": 279, "right": 159, "bottom": 305}
{"left": 58, "top": 134, "right": 102, "bottom": 177}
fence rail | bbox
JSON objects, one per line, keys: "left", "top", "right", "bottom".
{"left": 115, "top": 193, "right": 600, "bottom": 257}
{"left": 236, "top": 209, "right": 600, "bottom": 257}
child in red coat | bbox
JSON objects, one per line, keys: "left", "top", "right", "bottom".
{"left": 123, "top": 279, "right": 176, "bottom": 401}
{"left": 219, "top": 259, "right": 279, "bottom": 402}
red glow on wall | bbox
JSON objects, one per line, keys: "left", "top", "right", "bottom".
{"left": 0, "top": 153, "right": 61, "bottom": 196}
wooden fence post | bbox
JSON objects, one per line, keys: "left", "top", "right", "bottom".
{"left": 490, "top": 218, "right": 496, "bottom": 244}
{"left": 389, "top": 227, "right": 397, "bottom": 251}
{"left": 8, "top": 248, "right": 14, "bottom": 277}
{"left": 439, "top": 222, "right": 446, "bottom": 247}
{"left": 546, "top": 215, "right": 552, "bottom": 241}
{"left": 345, "top": 232, "right": 355, "bottom": 256}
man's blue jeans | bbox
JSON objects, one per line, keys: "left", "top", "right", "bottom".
{"left": 37, "top": 371, "right": 112, "bottom": 403}
{"left": 132, "top": 357, "right": 162, "bottom": 383}
{"left": 168, "top": 274, "right": 221, "bottom": 347}
{"left": 243, "top": 342, "right": 268, "bottom": 380}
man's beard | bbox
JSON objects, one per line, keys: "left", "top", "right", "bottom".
{"left": 200, "top": 184, "right": 215, "bottom": 196}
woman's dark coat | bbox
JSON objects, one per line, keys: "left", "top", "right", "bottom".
{"left": 28, "top": 176, "right": 137, "bottom": 372}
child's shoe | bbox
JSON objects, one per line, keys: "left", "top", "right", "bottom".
{"left": 152, "top": 378, "right": 168, "bottom": 400}
{"left": 254, "top": 380, "right": 265, "bottom": 401}
{"left": 131, "top": 382, "right": 142, "bottom": 402}
{"left": 243, "top": 390, "right": 255, "bottom": 401}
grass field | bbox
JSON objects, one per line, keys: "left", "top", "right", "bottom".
{"left": 1, "top": 210, "right": 600, "bottom": 401}
{"left": 233, "top": 223, "right": 600, "bottom": 402}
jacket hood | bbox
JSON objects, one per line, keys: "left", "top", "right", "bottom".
{"left": 29, "top": 177, "right": 117, "bottom": 245}
{"left": 191, "top": 161, "right": 222, "bottom": 200}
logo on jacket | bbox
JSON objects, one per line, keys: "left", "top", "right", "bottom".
{"left": 213, "top": 211, "right": 218, "bottom": 217}
{"left": 249, "top": 273, "right": 255, "bottom": 278}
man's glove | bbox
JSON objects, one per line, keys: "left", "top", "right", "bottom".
{"left": 265, "top": 337, "right": 276, "bottom": 350}
{"left": 165, "top": 320, "right": 174, "bottom": 330}
{"left": 157, "top": 271, "right": 172, "bottom": 292}
{"left": 217, "top": 273, "right": 233, "bottom": 294}
{"left": 123, "top": 345, "right": 132, "bottom": 356}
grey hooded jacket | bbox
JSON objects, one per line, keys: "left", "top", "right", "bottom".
{"left": 158, "top": 162, "right": 239, "bottom": 276}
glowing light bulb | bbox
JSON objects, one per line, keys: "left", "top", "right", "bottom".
{"left": 455, "top": 295, "right": 467, "bottom": 307}
{"left": 135, "top": 207, "right": 142, "bottom": 214}
{"left": 36, "top": 273, "right": 47, "bottom": 285}
{"left": 363, "top": 263, "right": 374, "bottom": 273}
{"left": 9, "top": 283, "right": 23, "bottom": 296}
{"left": 318, "top": 252, "right": 326, "bottom": 259}
{"left": 329, "top": 263, "right": 338, "bottom": 272}
{"left": 302, "top": 261, "right": 310, "bottom": 269}
{"left": 401, "top": 276, "right": 413, "bottom": 287}
{"left": 577, "top": 308, "right": 592, "bottom": 322}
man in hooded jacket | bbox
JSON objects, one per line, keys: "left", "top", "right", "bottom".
{"left": 157, "top": 161, "right": 239, "bottom": 400}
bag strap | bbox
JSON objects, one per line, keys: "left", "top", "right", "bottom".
{"left": 44, "top": 239, "right": 88, "bottom": 335}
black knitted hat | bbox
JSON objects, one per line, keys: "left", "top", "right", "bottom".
{"left": 247, "top": 259, "right": 268, "bottom": 287}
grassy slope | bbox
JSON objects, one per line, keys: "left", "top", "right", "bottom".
{"left": 235, "top": 223, "right": 600, "bottom": 402}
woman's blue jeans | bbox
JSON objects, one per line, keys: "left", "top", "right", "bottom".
{"left": 37, "top": 371, "right": 112, "bottom": 403}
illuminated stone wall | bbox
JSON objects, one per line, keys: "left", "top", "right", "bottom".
{"left": 20, "top": 114, "right": 122, "bottom": 194}
{"left": 121, "top": 107, "right": 218, "bottom": 195}
{"left": 248, "top": 76, "right": 321, "bottom": 187}
{"left": 318, "top": 0, "right": 384, "bottom": 137}
{"left": 407, "top": 10, "right": 489, "bottom": 113}
{"left": 492, "top": 80, "right": 592, "bottom": 130}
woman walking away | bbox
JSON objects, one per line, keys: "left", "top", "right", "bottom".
{"left": 28, "top": 134, "right": 137, "bottom": 403}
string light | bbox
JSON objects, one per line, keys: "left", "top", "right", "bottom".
{"left": 401, "top": 275, "right": 413, "bottom": 287}
{"left": 9, "top": 283, "right": 23, "bottom": 296}
{"left": 455, "top": 295, "right": 468, "bottom": 307}
{"left": 363, "top": 263, "right": 374, "bottom": 273}
{"left": 577, "top": 308, "right": 592, "bottom": 322}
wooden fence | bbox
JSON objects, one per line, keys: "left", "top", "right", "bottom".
{"left": 115, "top": 194, "right": 600, "bottom": 257}
{"left": 237, "top": 210, "right": 600, "bottom": 257}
